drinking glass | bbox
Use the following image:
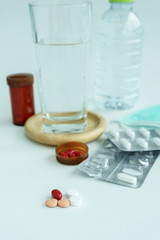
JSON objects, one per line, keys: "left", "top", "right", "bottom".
{"left": 29, "top": 0, "right": 92, "bottom": 133}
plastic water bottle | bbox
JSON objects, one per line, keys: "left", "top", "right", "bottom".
{"left": 94, "top": 0, "right": 143, "bottom": 110}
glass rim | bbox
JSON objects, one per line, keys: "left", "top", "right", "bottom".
{"left": 29, "top": 0, "right": 91, "bottom": 7}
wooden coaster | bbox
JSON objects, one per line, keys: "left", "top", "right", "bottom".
{"left": 24, "top": 111, "right": 106, "bottom": 146}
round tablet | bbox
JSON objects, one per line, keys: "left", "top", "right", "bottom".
{"left": 58, "top": 199, "right": 70, "bottom": 208}
{"left": 46, "top": 199, "right": 58, "bottom": 208}
{"left": 69, "top": 196, "right": 82, "bottom": 207}
{"left": 66, "top": 189, "right": 79, "bottom": 199}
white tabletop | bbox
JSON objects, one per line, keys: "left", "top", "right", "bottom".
{"left": 1, "top": 0, "right": 160, "bottom": 239}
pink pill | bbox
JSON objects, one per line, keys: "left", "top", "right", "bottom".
{"left": 46, "top": 199, "right": 57, "bottom": 208}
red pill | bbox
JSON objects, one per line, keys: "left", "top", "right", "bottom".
{"left": 65, "top": 149, "right": 74, "bottom": 155}
{"left": 75, "top": 151, "right": 83, "bottom": 156}
{"left": 51, "top": 189, "right": 62, "bottom": 200}
{"left": 69, "top": 152, "right": 76, "bottom": 158}
{"left": 59, "top": 152, "right": 68, "bottom": 158}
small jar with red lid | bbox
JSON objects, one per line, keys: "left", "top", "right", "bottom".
{"left": 7, "top": 73, "right": 35, "bottom": 126}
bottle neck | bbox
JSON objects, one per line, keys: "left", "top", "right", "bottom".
{"left": 110, "top": 2, "right": 133, "bottom": 10}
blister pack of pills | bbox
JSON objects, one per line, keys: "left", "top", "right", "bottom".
{"left": 106, "top": 123, "right": 160, "bottom": 151}
{"left": 78, "top": 139, "right": 159, "bottom": 188}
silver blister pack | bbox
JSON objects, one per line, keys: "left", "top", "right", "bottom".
{"left": 78, "top": 139, "right": 159, "bottom": 189}
{"left": 106, "top": 123, "right": 160, "bottom": 151}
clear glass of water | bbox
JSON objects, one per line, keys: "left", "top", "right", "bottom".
{"left": 29, "top": 0, "right": 92, "bottom": 133}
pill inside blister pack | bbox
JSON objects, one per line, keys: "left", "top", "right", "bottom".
{"left": 78, "top": 139, "right": 159, "bottom": 188}
{"left": 106, "top": 123, "right": 160, "bottom": 151}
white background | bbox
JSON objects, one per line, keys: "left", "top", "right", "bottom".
{"left": 0, "top": 0, "right": 160, "bottom": 240}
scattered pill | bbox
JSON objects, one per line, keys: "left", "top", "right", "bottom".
{"left": 123, "top": 128, "right": 135, "bottom": 140}
{"left": 58, "top": 199, "right": 70, "bottom": 208}
{"left": 139, "top": 127, "right": 150, "bottom": 139}
{"left": 69, "top": 196, "right": 82, "bottom": 207}
{"left": 109, "top": 130, "right": 119, "bottom": 139}
{"left": 122, "top": 168, "right": 142, "bottom": 176}
{"left": 51, "top": 189, "right": 62, "bottom": 200}
{"left": 120, "top": 138, "right": 131, "bottom": 150}
{"left": 46, "top": 199, "right": 58, "bottom": 208}
{"left": 117, "top": 172, "right": 137, "bottom": 185}
{"left": 136, "top": 138, "right": 148, "bottom": 148}
{"left": 152, "top": 137, "right": 160, "bottom": 147}
{"left": 66, "top": 189, "right": 79, "bottom": 199}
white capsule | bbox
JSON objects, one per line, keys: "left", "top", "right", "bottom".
{"left": 66, "top": 189, "right": 79, "bottom": 199}
{"left": 109, "top": 130, "right": 119, "bottom": 139}
{"left": 69, "top": 196, "right": 82, "bottom": 207}
{"left": 122, "top": 168, "right": 143, "bottom": 176}
{"left": 155, "top": 129, "right": 160, "bottom": 137}
{"left": 120, "top": 138, "right": 131, "bottom": 150}
{"left": 124, "top": 128, "right": 135, "bottom": 140}
{"left": 139, "top": 127, "right": 150, "bottom": 139}
{"left": 152, "top": 137, "right": 160, "bottom": 147}
{"left": 136, "top": 138, "right": 148, "bottom": 149}
{"left": 117, "top": 173, "right": 137, "bottom": 185}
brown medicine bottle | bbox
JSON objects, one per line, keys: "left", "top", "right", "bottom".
{"left": 7, "top": 73, "right": 35, "bottom": 126}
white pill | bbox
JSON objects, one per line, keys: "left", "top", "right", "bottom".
{"left": 120, "top": 138, "right": 131, "bottom": 150}
{"left": 152, "top": 137, "right": 160, "bottom": 147}
{"left": 109, "top": 130, "right": 119, "bottom": 139}
{"left": 124, "top": 128, "right": 135, "bottom": 140}
{"left": 66, "top": 189, "right": 79, "bottom": 199}
{"left": 69, "top": 196, "right": 82, "bottom": 207}
{"left": 136, "top": 138, "right": 148, "bottom": 149}
{"left": 139, "top": 127, "right": 150, "bottom": 139}
{"left": 122, "top": 168, "right": 142, "bottom": 176}
{"left": 117, "top": 173, "right": 137, "bottom": 185}
{"left": 155, "top": 129, "right": 160, "bottom": 137}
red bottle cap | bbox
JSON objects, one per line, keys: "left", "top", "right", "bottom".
{"left": 7, "top": 73, "right": 34, "bottom": 87}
